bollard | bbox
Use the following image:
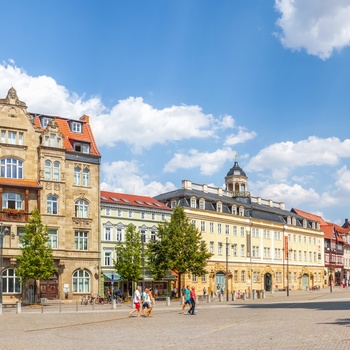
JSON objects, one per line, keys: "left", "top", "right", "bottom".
{"left": 219, "top": 293, "right": 222, "bottom": 302}
{"left": 112, "top": 299, "right": 116, "bottom": 309}
{"left": 242, "top": 293, "right": 246, "bottom": 300}
{"left": 16, "top": 301, "right": 21, "bottom": 314}
{"left": 59, "top": 300, "right": 62, "bottom": 313}
{"left": 207, "top": 294, "right": 211, "bottom": 303}
{"left": 41, "top": 303, "right": 44, "bottom": 313}
{"left": 252, "top": 290, "right": 256, "bottom": 299}
{"left": 166, "top": 297, "right": 170, "bottom": 306}
{"left": 181, "top": 296, "right": 184, "bottom": 305}
{"left": 232, "top": 291, "right": 236, "bottom": 301}
{"left": 261, "top": 290, "right": 265, "bottom": 299}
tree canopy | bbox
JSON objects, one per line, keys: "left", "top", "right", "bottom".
{"left": 16, "top": 208, "right": 56, "bottom": 283}
{"left": 147, "top": 206, "right": 212, "bottom": 291}
{"left": 114, "top": 224, "right": 142, "bottom": 282}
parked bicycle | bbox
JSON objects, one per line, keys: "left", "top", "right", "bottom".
{"left": 81, "top": 295, "right": 88, "bottom": 305}
{"left": 95, "top": 294, "right": 104, "bottom": 304}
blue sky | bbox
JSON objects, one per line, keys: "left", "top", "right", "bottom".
{"left": 1, "top": 0, "right": 350, "bottom": 224}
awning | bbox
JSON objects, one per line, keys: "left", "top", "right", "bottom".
{"left": 103, "top": 273, "right": 121, "bottom": 281}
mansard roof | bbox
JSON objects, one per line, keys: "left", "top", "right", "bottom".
{"left": 154, "top": 187, "right": 311, "bottom": 226}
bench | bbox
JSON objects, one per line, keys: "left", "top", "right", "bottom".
{"left": 3, "top": 303, "right": 17, "bottom": 308}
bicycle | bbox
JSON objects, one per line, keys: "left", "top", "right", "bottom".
{"left": 116, "top": 296, "right": 123, "bottom": 304}
{"left": 81, "top": 295, "right": 88, "bottom": 305}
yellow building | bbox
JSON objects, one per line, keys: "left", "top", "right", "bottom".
{"left": 155, "top": 162, "right": 324, "bottom": 295}
{"left": 0, "top": 88, "right": 101, "bottom": 303}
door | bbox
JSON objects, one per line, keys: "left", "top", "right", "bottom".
{"left": 264, "top": 273, "right": 272, "bottom": 291}
{"left": 302, "top": 274, "right": 309, "bottom": 289}
{"left": 40, "top": 274, "right": 59, "bottom": 299}
{"left": 215, "top": 273, "right": 225, "bottom": 293}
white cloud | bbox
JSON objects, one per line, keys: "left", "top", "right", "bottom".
{"left": 163, "top": 147, "right": 237, "bottom": 175}
{"left": 246, "top": 136, "right": 350, "bottom": 180}
{"left": 224, "top": 127, "right": 256, "bottom": 146}
{"left": 275, "top": 0, "right": 350, "bottom": 59}
{"left": 101, "top": 160, "right": 176, "bottom": 196}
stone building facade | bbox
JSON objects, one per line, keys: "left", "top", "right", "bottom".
{"left": 0, "top": 88, "right": 101, "bottom": 303}
{"left": 155, "top": 162, "right": 325, "bottom": 296}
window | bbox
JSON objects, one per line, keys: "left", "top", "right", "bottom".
{"left": 241, "top": 244, "right": 245, "bottom": 257}
{"left": 201, "top": 274, "right": 206, "bottom": 282}
{"left": 3, "top": 192, "right": 22, "bottom": 209}
{"left": 209, "top": 241, "right": 214, "bottom": 254}
{"left": 252, "top": 246, "right": 259, "bottom": 257}
{"left": 151, "top": 213, "right": 155, "bottom": 220}
{"left": 218, "top": 223, "right": 222, "bottom": 234}
{"left": 232, "top": 244, "right": 237, "bottom": 256}
{"left": 233, "top": 226, "right": 238, "bottom": 236}
{"left": 82, "top": 168, "right": 90, "bottom": 186}
{"left": 298, "top": 250, "right": 302, "bottom": 261}
{"left": 199, "top": 200, "right": 205, "bottom": 210}
{"left": 44, "top": 160, "right": 52, "bottom": 180}
{"left": 71, "top": 122, "right": 82, "bottom": 133}
{"left": 47, "top": 195, "right": 58, "bottom": 214}
{"left": 217, "top": 203, "right": 222, "bottom": 213}
{"left": 141, "top": 212, "right": 145, "bottom": 219}
{"left": 234, "top": 270, "right": 238, "bottom": 283}
{"left": 253, "top": 271, "right": 261, "bottom": 282}
{"left": 74, "top": 167, "right": 81, "bottom": 185}
{"left": 239, "top": 207, "right": 244, "bottom": 216}
{"left": 41, "top": 117, "right": 52, "bottom": 127}
{"left": 276, "top": 272, "right": 282, "bottom": 283}
{"left": 241, "top": 270, "right": 245, "bottom": 282}
{"left": 141, "top": 230, "right": 147, "bottom": 243}
{"left": 252, "top": 228, "right": 260, "bottom": 238}
{"left": 274, "top": 231, "right": 281, "bottom": 240}
{"left": 298, "top": 235, "right": 302, "bottom": 243}
{"left": 1, "top": 158, "right": 23, "bottom": 179}
{"left": 117, "top": 209, "right": 122, "bottom": 217}
{"left": 161, "top": 214, "right": 165, "bottom": 221}
{"left": 191, "top": 220, "right": 196, "bottom": 228}
{"left": 18, "top": 227, "right": 25, "bottom": 248}
{"left": 192, "top": 274, "right": 197, "bottom": 282}
{"left": 104, "top": 227, "right": 111, "bottom": 241}
{"left": 129, "top": 210, "right": 133, "bottom": 218}
{"left": 200, "top": 221, "right": 205, "bottom": 232}
{"left": 75, "top": 231, "right": 88, "bottom": 250}
{"left": 232, "top": 206, "right": 237, "bottom": 215}
{"left": 47, "top": 229, "right": 58, "bottom": 248}
{"left": 72, "top": 269, "right": 90, "bottom": 293}
{"left": 0, "top": 130, "right": 24, "bottom": 145}
{"left": 171, "top": 200, "right": 176, "bottom": 208}
{"left": 150, "top": 230, "right": 156, "bottom": 241}
{"left": 116, "top": 227, "right": 123, "bottom": 241}
{"left": 274, "top": 248, "right": 281, "bottom": 259}
{"left": 52, "top": 161, "right": 60, "bottom": 181}
{"left": 190, "top": 198, "right": 196, "bottom": 208}
{"left": 209, "top": 222, "right": 214, "bottom": 233}
{"left": 104, "top": 251, "right": 112, "bottom": 266}
{"left": 225, "top": 225, "right": 230, "bottom": 235}
{"left": 263, "top": 230, "right": 270, "bottom": 239}
{"left": 263, "top": 247, "right": 270, "bottom": 258}
{"left": 218, "top": 242, "right": 223, "bottom": 255}
{"left": 240, "top": 227, "right": 245, "bottom": 237}
{"left": 75, "top": 199, "right": 88, "bottom": 218}
{"left": 74, "top": 142, "right": 90, "bottom": 153}
{"left": 2, "top": 269, "right": 21, "bottom": 294}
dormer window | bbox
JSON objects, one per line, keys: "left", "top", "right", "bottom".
{"left": 71, "top": 122, "right": 82, "bottom": 133}
{"left": 199, "top": 199, "right": 205, "bottom": 210}
{"left": 41, "top": 117, "right": 52, "bottom": 127}
{"left": 74, "top": 142, "right": 90, "bottom": 153}
{"left": 190, "top": 197, "right": 196, "bottom": 208}
{"left": 217, "top": 202, "right": 222, "bottom": 213}
{"left": 239, "top": 206, "right": 244, "bottom": 216}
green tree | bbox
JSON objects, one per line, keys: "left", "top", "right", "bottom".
{"left": 114, "top": 224, "right": 142, "bottom": 287}
{"left": 16, "top": 208, "right": 57, "bottom": 301}
{"left": 147, "top": 206, "right": 212, "bottom": 294}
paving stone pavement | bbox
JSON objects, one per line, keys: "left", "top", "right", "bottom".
{"left": 1, "top": 287, "right": 350, "bottom": 350}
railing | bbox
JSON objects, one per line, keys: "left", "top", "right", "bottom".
{"left": 0, "top": 211, "right": 29, "bottom": 223}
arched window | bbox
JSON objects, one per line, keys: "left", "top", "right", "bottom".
{"left": 75, "top": 199, "right": 88, "bottom": 218}
{"left": 2, "top": 269, "right": 21, "bottom": 293}
{"left": 2, "top": 193, "right": 22, "bottom": 209}
{"left": 72, "top": 269, "right": 90, "bottom": 293}
{"left": 44, "top": 160, "right": 52, "bottom": 180}
{"left": 0, "top": 158, "right": 23, "bottom": 179}
{"left": 53, "top": 161, "right": 60, "bottom": 181}
{"left": 47, "top": 195, "right": 58, "bottom": 214}
{"left": 83, "top": 168, "right": 90, "bottom": 186}
{"left": 74, "top": 166, "right": 81, "bottom": 185}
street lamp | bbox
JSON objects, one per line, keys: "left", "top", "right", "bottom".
{"left": 0, "top": 223, "right": 9, "bottom": 309}
{"left": 286, "top": 248, "right": 292, "bottom": 297}
{"left": 225, "top": 237, "right": 229, "bottom": 301}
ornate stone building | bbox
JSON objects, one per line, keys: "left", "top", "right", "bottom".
{"left": 0, "top": 88, "right": 101, "bottom": 303}
{"left": 155, "top": 162, "right": 325, "bottom": 296}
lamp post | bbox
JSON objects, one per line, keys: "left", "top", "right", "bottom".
{"left": 286, "top": 248, "right": 292, "bottom": 297}
{"left": 141, "top": 232, "right": 145, "bottom": 291}
{"left": 329, "top": 245, "right": 333, "bottom": 293}
{"left": 0, "top": 223, "right": 9, "bottom": 311}
{"left": 225, "top": 237, "right": 229, "bottom": 301}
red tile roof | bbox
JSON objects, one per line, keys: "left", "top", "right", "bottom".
{"left": 100, "top": 190, "right": 172, "bottom": 211}
{"left": 0, "top": 178, "right": 41, "bottom": 188}
{"left": 292, "top": 208, "right": 326, "bottom": 224}
{"left": 33, "top": 114, "right": 100, "bottom": 156}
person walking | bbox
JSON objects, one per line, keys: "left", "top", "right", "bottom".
{"left": 181, "top": 286, "right": 191, "bottom": 314}
{"left": 129, "top": 285, "right": 141, "bottom": 318}
{"left": 203, "top": 287, "right": 206, "bottom": 296}
{"left": 189, "top": 286, "right": 197, "bottom": 315}
{"left": 145, "top": 288, "right": 155, "bottom": 317}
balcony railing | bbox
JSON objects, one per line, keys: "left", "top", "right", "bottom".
{"left": 0, "top": 210, "right": 29, "bottom": 222}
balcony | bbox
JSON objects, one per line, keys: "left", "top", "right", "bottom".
{"left": 0, "top": 209, "right": 29, "bottom": 223}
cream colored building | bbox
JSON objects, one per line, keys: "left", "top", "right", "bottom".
{"left": 0, "top": 88, "right": 101, "bottom": 303}
{"left": 100, "top": 190, "right": 173, "bottom": 296}
{"left": 155, "top": 162, "right": 325, "bottom": 295}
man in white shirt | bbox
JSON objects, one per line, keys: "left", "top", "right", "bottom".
{"left": 129, "top": 285, "right": 141, "bottom": 317}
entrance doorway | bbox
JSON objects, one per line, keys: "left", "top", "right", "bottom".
{"left": 40, "top": 273, "right": 59, "bottom": 299}
{"left": 264, "top": 273, "right": 272, "bottom": 291}
{"left": 302, "top": 274, "right": 309, "bottom": 289}
{"left": 216, "top": 272, "right": 225, "bottom": 293}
